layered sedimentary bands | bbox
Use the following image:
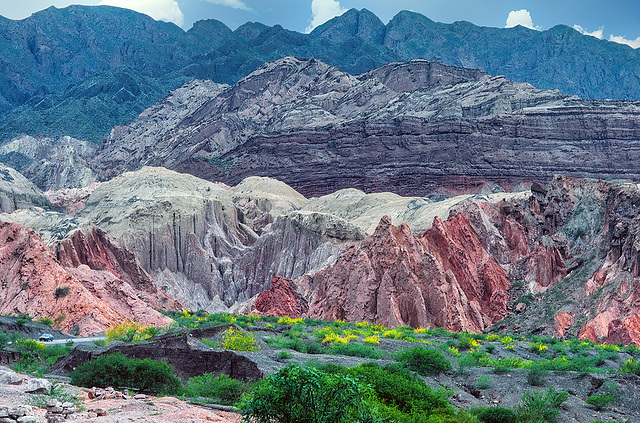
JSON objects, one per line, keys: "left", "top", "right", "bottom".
{"left": 0, "top": 220, "right": 175, "bottom": 335}
{"left": 0, "top": 33, "right": 640, "bottom": 346}
{"left": 4, "top": 157, "right": 640, "bottom": 344}
{"left": 3, "top": 6, "right": 640, "bottom": 144}
{"left": 94, "top": 57, "right": 640, "bottom": 197}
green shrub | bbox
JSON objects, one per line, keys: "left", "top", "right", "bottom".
{"left": 106, "top": 321, "right": 161, "bottom": 344}
{"left": 12, "top": 352, "right": 46, "bottom": 376}
{"left": 16, "top": 339, "right": 45, "bottom": 353}
{"left": 278, "top": 351, "right": 292, "bottom": 360}
{"left": 348, "top": 363, "right": 451, "bottom": 416}
{"left": 70, "top": 353, "right": 181, "bottom": 395}
{"left": 239, "top": 365, "right": 375, "bottom": 423}
{"left": 220, "top": 327, "right": 260, "bottom": 351}
{"left": 0, "top": 331, "right": 8, "bottom": 350}
{"left": 54, "top": 286, "right": 70, "bottom": 299}
{"left": 328, "top": 343, "right": 383, "bottom": 359}
{"left": 526, "top": 367, "right": 548, "bottom": 386}
{"left": 265, "top": 336, "right": 323, "bottom": 354}
{"left": 620, "top": 358, "right": 640, "bottom": 375}
{"left": 476, "top": 375, "right": 492, "bottom": 389}
{"left": 492, "top": 362, "right": 511, "bottom": 374}
{"left": 36, "top": 318, "right": 54, "bottom": 326}
{"left": 16, "top": 313, "right": 32, "bottom": 325}
{"left": 475, "top": 407, "right": 517, "bottom": 423}
{"left": 184, "top": 373, "right": 246, "bottom": 405}
{"left": 516, "top": 388, "right": 569, "bottom": 423}
{"left": 485, "top": 345, "right": 496, "bottom": 354}
{"left": 457, "top": 334, "right": 479, "bottom": 350}
{"left": 585, "top": 394, "right": 615, "bottom": 411}
{"left": 397, "top": 346, "right": 452, "bottom": 376}
{"left": 40, "top": 345, "right": 72, "bottom": 365}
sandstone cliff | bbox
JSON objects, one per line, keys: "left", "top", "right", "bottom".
{"left": 0, "top": 221, "right": 174, "bottom": 335}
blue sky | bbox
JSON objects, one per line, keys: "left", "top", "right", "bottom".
{"left": 3, "top": 0, "right": 640, "bottom": 48}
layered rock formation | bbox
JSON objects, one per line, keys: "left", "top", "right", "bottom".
{"left": 94, "top": 57, "right": 640, "bottom": 197}
{"left": 53, "top": 333, "right": 263, "bottom": 382}
{"left": 0, "top": 163, "right": 49, "bottom": 213}
{"left": 0, "top": 135, "right": 96, "bottom": 190}
{"left": 3, "top": 6, "right": 640, "bottom": 144}
{"left": 575, "top": 182, "right": 640, "bottom": 344}
{"left": 0, "top": 222, "right": 177, "bottom": 335}
{"left": 306, "top": 215, "right": 509, "bottom": 332}
{"left": 244, "top": 174, "right": 640, "bottom": 344}
{"left": 251, "top": 276, "right": 308, "bottom": 318}
{"left": 5, "top": 158, "right": 640, "bottom": 343}
{"left": 44, "top": 182, "right": 101, "bottom": 215}
{"left": 0, "top": 221, "right": 175, "bottom": 335}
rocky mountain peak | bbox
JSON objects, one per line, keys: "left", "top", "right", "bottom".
{"left": 365, "top": 59, "right": 486, "bottom": 92}
{"left": 310, "top": 8, "right": 386, "bottom": 45}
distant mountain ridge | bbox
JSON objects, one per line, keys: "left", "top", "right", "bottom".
{"left": 1, "top": 5, "right": 640, "bottom": 143}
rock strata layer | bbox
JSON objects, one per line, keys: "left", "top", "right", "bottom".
{"left": 94, "top": 57, "right": 640, "bottom": 197}
{"left": 0, "top": 220, "right": 176, "bottom": 335}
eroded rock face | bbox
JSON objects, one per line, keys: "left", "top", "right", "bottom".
{"left": 0, "top": 220, "right": 119, "bottom": 334}
{"left": 44, "top": 182, "right": 101, "bottom": 215}
{"left": 307, "top": 215, "right": 510, "bottom": 332}
{"left": 52, "top": 333, "right": 263, "bottom": 382}
{"left": 0, "top": 220, "right": 176, "bottom": 335}
{"left": 94, "top": 57, "right": 640, "bottom": 197}
{"left": 0, "top": 163, "right": 49, "bottom": 213}
{"left": 57, "top": 227, "right": 180, "bottom": 313}
{"left": 252, "top": 276, "right": 308, "bottom": 318}
{"left": 73, "top": 167, "right": 354, "bottom": 312}
{"left": 0, "top": 135, "right": 97, "bottom": 190}
{"left": 574, "top": 183, "right": 640, "bottom": 345}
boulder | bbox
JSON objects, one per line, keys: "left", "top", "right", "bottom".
{"left": 25, "top": 378, "right": 51, "bottom": 394}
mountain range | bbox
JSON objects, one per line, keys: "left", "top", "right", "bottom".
{"left": 2, "top": 4, "right": 640, "bottom": 348}
{"left": 3, "top": 160, "right": 640, "bottom": 346}
{"left": 93, "top": 57, "right": 640, "bottom": 197}
{"left": 2, "top": 5, "right": 640, "bottom": 143}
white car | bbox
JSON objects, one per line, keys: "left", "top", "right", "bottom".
{"left": 39, "top": 334, "right": 54, "bottom": 342}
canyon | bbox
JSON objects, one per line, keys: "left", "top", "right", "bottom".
{"left": 0, "top": 20, "right": 639, "bottom": 346}
{"left": 3, "top": 156, "right": 640, "bottom": 345}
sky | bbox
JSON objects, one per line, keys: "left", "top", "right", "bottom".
{"left": 2, "top": 1, "right": 640, "bottom": 48}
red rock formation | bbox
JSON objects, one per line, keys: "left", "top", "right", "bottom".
{"left": 421, "top": 215, "right": 511, "bottom": 324}
{"left": 0, "top": 221, "right": 175, "bottom": 335}
{"left": 57, "top": 228, "right": 179, "bottom": 312}
{"left": 44, "top": 182, "right": 101, "bottom": 215}
{"left": 252, "top": 276, "right": 308, "bottom": 317}
{"left": 0, "top": 221, "right": 120, "bottom": 334}
{"left": 307, "top": 215, "right": 510, "bottom": 333}
{"left": 554, "top": 311, "right": 574, "bottom": 338}
{"left": 525, "top": 244, "right": 567, "bottom": 293}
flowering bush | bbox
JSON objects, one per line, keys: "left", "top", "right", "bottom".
{"left": 221, "top": 327, "right": 260, "bottom": 351}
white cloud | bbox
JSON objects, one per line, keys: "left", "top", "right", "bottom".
{"left": 609, "top": 34, "right": 640, "bottom": 49}
{"left": 204, "top": 0, "right": 251, "bottom": 11}
{"left": 305, "top": 0, "right": 347, "bottom": 33}
{"left": 98, "top": 0, "right": 184, "bottom": 27}
{"left": 573, "top": 24, "right": 603, "bottom": 39}
{"left": 505, "top": 9, "right": 538, "bottom": 30}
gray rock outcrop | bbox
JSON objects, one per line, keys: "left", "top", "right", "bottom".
{"left": 93, "top": 57, "right": 640, "bottom": 197}
{"left": 0, "top": 163, "right": 49, "bottom": 213}
{"left": 0, "top": 135, "right": 96, "bottom": 190}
